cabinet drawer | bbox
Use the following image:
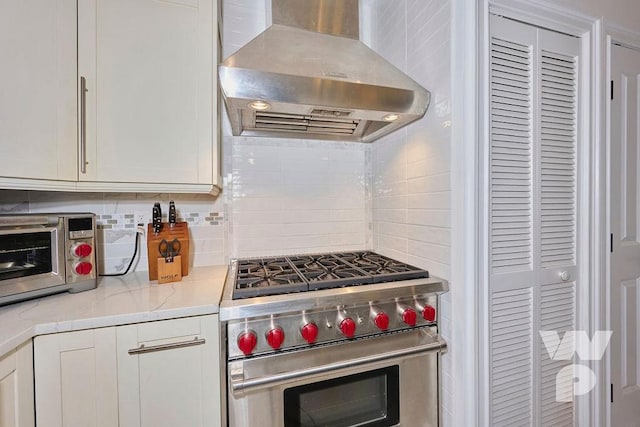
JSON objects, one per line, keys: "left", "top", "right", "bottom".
{"left": 117, "top": 314, "right": 220, "bottom": 427}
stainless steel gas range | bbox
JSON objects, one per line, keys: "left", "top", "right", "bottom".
{"left": 219, "top": 251, "right": 448, "bottom": 427}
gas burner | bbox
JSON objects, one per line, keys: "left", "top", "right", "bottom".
{"left": 334, "top": 251, "right": 429, "bottom": 283}
{"left": 231, "top": 251, "right": 429, "bottom": 299}
{"left": 234, "top": 257, "right": 307, "bottom": 299}
{"left": 288, "top": 255, "right": 371, "bottom": 289}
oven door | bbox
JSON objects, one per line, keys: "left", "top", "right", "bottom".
{"left": 227, "top": 327, "right": 445, "bottom": 427}
{"left": 0, "top": 221, "right": 65, "bottom": 299}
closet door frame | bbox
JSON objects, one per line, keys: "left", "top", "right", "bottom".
{"left": 474, "top": 1, "right": 599, "bottom": 425}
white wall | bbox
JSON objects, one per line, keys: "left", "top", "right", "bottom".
{"left": 546, "top": 0, "right": 640, "bottom": 31}
{"left": 363, "top": 0, "right": 453, "bottom": 424}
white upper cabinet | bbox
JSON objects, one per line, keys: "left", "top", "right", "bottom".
{"left": 78, "top": 0, "right": 218, "bottom": 189}
{"left": 0, "top": 0, "right": 220, "bottom": 193}
{"left": 0, "top": 0, "right": 77, "bottom": 183}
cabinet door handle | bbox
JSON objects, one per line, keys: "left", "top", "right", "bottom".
{"left": 128, "top": 337, "right": 206, "bottom": 355}
{"left": 80, "top": 76, "right": 88, "bottom": 174}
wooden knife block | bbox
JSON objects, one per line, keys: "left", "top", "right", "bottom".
{"left": 147, "top": 222, "right": 190, "bottom": 281}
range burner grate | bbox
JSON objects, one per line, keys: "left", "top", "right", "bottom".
{"left": 287, "top": 255, "right": 371, "bottom": 290}
{"left": 232, "top": 251, "right": 429, "bottom": 299}
{"left": 335, "top": 251, "right": 429, "bottom": 283}
{"left": 234, "top": 257, "right": 307, "bottom": 299}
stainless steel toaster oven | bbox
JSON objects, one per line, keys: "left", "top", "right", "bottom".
{"left": 0, "top": 213, "right": 98, "bottom": 305}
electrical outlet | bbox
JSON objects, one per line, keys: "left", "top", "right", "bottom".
{"left": 134, "top": 212, "right": 148, "bottom": 226}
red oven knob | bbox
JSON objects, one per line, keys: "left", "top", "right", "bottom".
{"left": 237, "top": 331, "right": 257, "bottom": 355}
{"left": 72, "top": 243, "right": 93, "bottom": 258}
{"left": 74, "top": 261, "right": 93, "bottom": 276}
{"left": 339, "top": 318, "right": 356, "bottom": 338}
{"left": 422, "top": 305, "right": 436, "bottom": 322}
{"left": 373, "top": 312, "right": 389, "bottom": 330}
{"left": 266, "top": 327, "right": 285, "bottom": 349}
{"left": 301, "top": 323, "right": 318, "bottom": 344}
{"left": 400, "top": 307, "right": 417, "bottom": 326}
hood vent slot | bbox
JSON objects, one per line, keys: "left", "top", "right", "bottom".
{"left": 253, "top": 112, "right": 366, "bottom": 136}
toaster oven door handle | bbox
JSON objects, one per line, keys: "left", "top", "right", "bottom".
{"left": 230, "top": 336, "right": 446, "bottom": 395}
{"left": 0, "top": 226, "right": 58, "bottom": 236}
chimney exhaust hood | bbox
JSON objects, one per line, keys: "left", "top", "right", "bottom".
{"left": 218, "top": 0, "right": 431, "bottom": 143}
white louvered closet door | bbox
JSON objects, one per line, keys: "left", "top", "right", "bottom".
{"left": 488, "top": 15, "right": 581, "bottom": 427}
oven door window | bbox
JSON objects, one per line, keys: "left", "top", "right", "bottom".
{"left": 0, "top": 232, "right": 53, "bottom": 281}
{"left": 284, "top": 366, "right": 400, "bottom": 427}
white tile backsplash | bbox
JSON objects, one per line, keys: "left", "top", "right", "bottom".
{"left": 0, "top": 190, "right": 226, "bottom": 275}
{"left": 228, "top": 137, "right": 369, "bottom": 258}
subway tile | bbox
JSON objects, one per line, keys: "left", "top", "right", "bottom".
{"left": 407, "top": 150, "right": 451, "bottom": 179}
{"left": 407, "top": 240, "right": 451, "bottom": 265}
{"left": 378, "top": 234, "right": 408, "bottom": 254}
{"left": 407, "top": 173, "right": 451, "bottom": 193}
{"left": 407, "top": 209, "right": 452, "bottom": 228}
{"left": 407, "top": 191, "right": 451, "bottom": 210}
{"left": 405, "top": 224, "right": 451, "bottom": 246}
{"left": 376, "top": 221, "right": 409, "bottom": 239}
{"left": 374, "top": 209, "right": 408, "bottom": 224}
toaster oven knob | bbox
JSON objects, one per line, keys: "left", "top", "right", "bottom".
{"left": 237, "top": 331, "right": 257, "bottom": 355}
{"left": 372, "top": 312, "right": 389, "bottom": 331}
{"left": 399, "top": 307, "right": 417, "bottom": 326}
{"left": 72, "top": 243, "right": 93, "bottom": 258}
{"left": 266, "top": 327, "right": 285, "bottom": 350}
{"left": 74, "top": 261, "right": 93, "bottom": 276}
{"left": 339, "top": 318, "right": 356, "bottom": 338}
{"left": 301, "top": 323, "right": 318, "bottom": 344}
{"left": 422, "top": 305, "right": 436, "bottom": 322}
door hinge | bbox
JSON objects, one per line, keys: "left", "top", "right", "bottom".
{"left": 611, "top": 383, "right": 614, "bottom": 403}
{"left": 611, "top": 80, "right": 614, "bottom": 100}
{"left": 611, "top": 233, "right": 614, "bottom": 253}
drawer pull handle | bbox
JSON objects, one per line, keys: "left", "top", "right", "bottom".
{"left": 128, "top": 337, "right": 205, "bottom": 355}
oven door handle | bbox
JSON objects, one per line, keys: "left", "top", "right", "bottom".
{"left": 230, "top": 335, "right": 446, "bottom": 395}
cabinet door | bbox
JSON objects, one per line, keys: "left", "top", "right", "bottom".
{"left": 117, "top": 315, "right": 220, "bottom": 427}
{"left": 78, "top": 0, "right": 216, "bottom": 185}
{"left": 0, "top": 0, "right": 77, "bottom": 182}
{"left": 0, "top": 342, "right": 34, "bottom": 427}
{"left": 34, "top": 328, "right": 118, "bottom": 427}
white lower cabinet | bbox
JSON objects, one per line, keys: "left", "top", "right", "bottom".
{"left": 0, "top": 341, "right": 35, "bottom": 427}
{"left": 34, "top": 327, "right": 119, "bottom": 427}
{"left": 34, "top": 314, "right": 221, "bottom": 427}
{"left": 117, "top": 315, "right": 220, "bottom": 426}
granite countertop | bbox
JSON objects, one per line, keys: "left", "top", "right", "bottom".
{"left": 0, "top": 265, "right": 228, "bottom": 357}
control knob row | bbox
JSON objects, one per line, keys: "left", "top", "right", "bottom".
{"left": 237, "top": 323, "right": 320, "bottom": 355}
{"left": 236, "top": 302, "right": 437, "bottom": 356}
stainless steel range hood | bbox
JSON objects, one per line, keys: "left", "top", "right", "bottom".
{"left": 218, "top": 0, "right": 431, "bottom": 143}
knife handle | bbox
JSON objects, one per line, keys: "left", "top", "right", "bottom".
{"left": 155, "top": 202, "right": 162, "bottom": 224}
{"left": 153, "top": 204, "right": 161, "bottom": 234}
{"left": 169, "top": 201, "right": 176, "bottom": 227}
